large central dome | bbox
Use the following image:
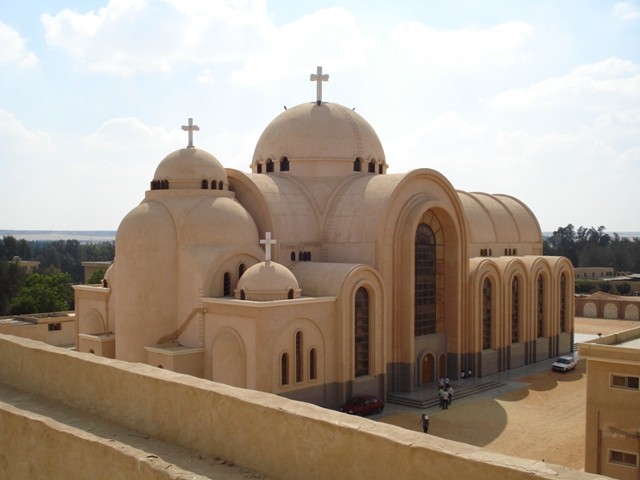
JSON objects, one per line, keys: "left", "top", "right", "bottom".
{"left": 252, "top": 102, "right": 386, "bottom": 176}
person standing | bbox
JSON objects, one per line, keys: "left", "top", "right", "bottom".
{"left": 419, "top": 414, "right": 430, "bottom": 433}
{"left": 441, "top": 389, "right": 449, "bottom": 409}
{"left": 446, "top": 384, "right": 455, "bottom": 406}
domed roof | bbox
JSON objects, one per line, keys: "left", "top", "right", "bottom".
{"left": 252, "top": 102, "right": 386, "bottom": 176}
{"left": 153, "top": 148, "right": 227, "bottom": 189}
{"left": 236, "top": 261, "right": 301, "bottom": 301}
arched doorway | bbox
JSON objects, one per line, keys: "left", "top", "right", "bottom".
{"left": 421, "top": 354, "right": 434, "bottom": 383}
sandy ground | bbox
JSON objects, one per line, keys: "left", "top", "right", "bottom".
{"left": 378, "top": 317, "right": 640, "bottom": 471}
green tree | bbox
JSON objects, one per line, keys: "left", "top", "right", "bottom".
{"left": 9, "top": 268, "right": 74, "bottom": 315}
{"left": 597, "top": 281, "right": 612, "bottom": 294}
{"left": 575, "top": 279, "right": 595, "bottom": 294}
{"left": 87, "top": 269, "right": 106, "bottom": 285}
{"left": 615, "top": 282, "right": 631, "bottom": 295}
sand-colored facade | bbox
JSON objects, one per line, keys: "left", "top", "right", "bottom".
{"left": 579, "top": 327, "right": 640, "bottom": 480}
{"left": 74, "top": 70, "right": 574, "bottom": 409}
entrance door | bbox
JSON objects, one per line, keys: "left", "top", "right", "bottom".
{"left": 421, "top": 354, "right": 434, "bottom": 383}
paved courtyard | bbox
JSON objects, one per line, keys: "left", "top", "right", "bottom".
{"left": 375, "top": 317, "right": 640, "bottom": 471}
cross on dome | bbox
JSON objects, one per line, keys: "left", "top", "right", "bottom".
{"left": 181, "top": 118, "right": 200, "bottom": 149}
{"left": 310, "top": 66, "right": 329, "bottom": 105}
{"left": 260, "top": 232, "right": 277, "bottom": 263}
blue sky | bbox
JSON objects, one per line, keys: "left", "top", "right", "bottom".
{"left": 1, "top": 0, "right": 639, "bottom": 232}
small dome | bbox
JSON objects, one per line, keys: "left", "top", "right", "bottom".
{"left": 252, "top": 102, "right": 386, "bottom": 176}
{"left": 153, "top": 148, "right": 228, "bottom": 189}
{"left": 236, "top": 261, "right": 301, "bottom": 301}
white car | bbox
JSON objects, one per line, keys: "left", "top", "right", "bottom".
{"left": 552, "top": 355, "right": 578, "bottom": 372}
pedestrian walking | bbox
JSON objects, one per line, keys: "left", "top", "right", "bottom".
{"left": 446, "top": 384, "right": 454, "bottom": 406}
{"left": 419, "top": 414, "right": 429, "bottom": 433}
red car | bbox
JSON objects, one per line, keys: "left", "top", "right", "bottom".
{"left": 340, "top": 395, "right": 384, "bottom": 416}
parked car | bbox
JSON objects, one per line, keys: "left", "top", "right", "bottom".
{"left": 340, "top": 395, "right": 384, "bottom": 416}
{"left": 552, "top": 355, "right": 578, "bottom": 372}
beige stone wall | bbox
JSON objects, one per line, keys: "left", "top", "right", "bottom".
{"left": 0, "top": 334, "right": 601, "bottom": 480}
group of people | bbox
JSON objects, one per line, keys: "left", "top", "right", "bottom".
{"left": 437, "top": 377, "right": 455, "bottom": 410}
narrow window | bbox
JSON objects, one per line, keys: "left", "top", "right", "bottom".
{"left": 537, "top": 276, "right": 544, "bottom": 337}
{"left": 290, "top": 251, "right": 295, "bottom": 261}
{"left": 281, "top": 353, "right": 289, "bottom": 385}
{"left": 295, "top": 331, "right": 303, "bottom": 383}
{"left": 415, "top": 224, "right": 436, "bottom": 336}
{"left": 266, "top": 159, "right": 274, "bottom": 173}
{"left": 511, "top": 277, "right": 519, "bottom": 343}
{"left": 257, "top": 163, "right": 263, "bottom": 174}
{"left": 280, "top": 157, "right": 289, "bottom": 172}
{"left": 378, "top": 164, "right": 383, "bottom": 174}
{"left": 238, "top": 263, "right": 246, "bottom": 278}
{"left": 309, "top": 348, "right": 317, "bottom": 380}
{"left": 48, "top": 323, "right": 62, "bottom": 331}
{"left": 223, "top": 272, "right": 231, "bottom": 297}
{"left": 288, "top": 289, "right": 294, "bottom": 299}
{"left": 368, "top": 160, "right": 375, "bottom": 173}
{"left": 354, "top": 157, "right": 362, "bottom": 172}
{"left": 483, "top": 278, "right": 492, "bottom": 350}
{"left": 218, "top": 181, "right": 223, "bottom": 190}
{"left": 560, "top": 273, "right": 566, "bottom": 332}
{"left": 355, "top": 287, "right": 370, "bottom": 377}
{"left": 240, "top": 289, "right": 246, "bottom": 300}
{"left": 211, "top": 180, "right": 217, "bottom": 190}
{"left": 201, "top": 179, "right": 208, "bottom": 189}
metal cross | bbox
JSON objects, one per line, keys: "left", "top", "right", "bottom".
{"left": 310, "top": 66, "right": 329, "bottom": 105}
{"left": 181, "top": 118, "right": 200, "bottom": 149}
{"left": 260, "top": 232, "right": 277, "bottom": 263}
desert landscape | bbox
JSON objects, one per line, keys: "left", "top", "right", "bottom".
{"left": 378, "top": 317, "right": 640, "bottom": 471}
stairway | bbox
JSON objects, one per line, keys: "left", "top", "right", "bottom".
{"left": 387, "top": 379, "right": 506, "bottom": 409}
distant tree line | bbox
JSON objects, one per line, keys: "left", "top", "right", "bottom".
{"left": 0, "top": 236, "right": 114, "bottom": 316}
{"left": 543, "top": 225, "right": 640, "bottom": 273}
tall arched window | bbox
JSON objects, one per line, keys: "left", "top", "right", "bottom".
{"left": 295, "top": 331, "right": 303, "bottom": 383}
{"left": 560, "top": 273, "right": 567, "bottom": 332}
{"left": 257, "top": 163, "right": 263, "bottom": 174}
{"left": 355, "top": 287, "right": 370, "bottom": 377}
{"left": 266, "top": 158, "right": 274, "bottom": 173}
{"left": 511, "top": 277, "right": 519, "bottom": 343}
{"left": 482, "top": 278, "right": 492, "bottom": 350}
{"left": 354, "top": 157, "right": 362, "bottom": 172}
{"left": 223, "top": 272, "right": 231, "bottom": 297}
{"left": 218, "top": 181, "right": 223, "bottom": 190}
{"left": 415, "top": 224, "right": 436, "bottom": 336}
{"left": 280, "top": 157, "right": 289, "bottom": 172}
{"left": 238, "top": 263, "right": 246, "bottom": 278}
{"left": 368, "top": 160, "right": 376, "bottom": 173}
{"left": 201, "top": 179, "right": 208, "bottom": 189}
{"left": 537, "top": 275, "right": 544, "bottom": 338}
{"left": 309, "top": 348, "right": 317, "bottom": 380}
{"left": 281, "top": 353, "right": 289, "bottom": 386}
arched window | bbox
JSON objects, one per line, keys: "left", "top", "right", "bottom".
{"left": 280, "top": 157, "right": 289, "bottom": 172}
{"left": 415, "top": 224, "right": 436, "bottom": 336}
{"left": 354, "top": 157, "right": 362, "bottom": 172}
{"left": 257, "top": 163, "right": 263, "bottom": 174}
{"left": 309, "top": 348, "right": 317, "bottom": 380}
{"left": 281, "top": 353, "right": 289, "bottom": 385}
{"left": 211, "top": 180, "right": 217, "bottom": 190}
{"left": 537, "top": 275, "right": 544, "bottom": 337}
{"left": 223, "top": 272, "right": 231, "bottom": 297}
{"left": 511, "top": 277, "right": 519, "bottom": 343}
{"left": 295, "top": 331, "right": 303, "bottom": 383}
{"left": 290, "top": 251, "right": 296, "bottom": 261}
{"left": 378, "top": 164, "right": 383, "bottom": 174}
{"left": 482, "top": 278, "right": 492, "bottom": 350}
{"left": 201, "top": 179, "right": 208, "bottom": 189}
{"left": 218, "top": 181, "right": 223, "bottom": 190}
{"left": 266, "top": 158, "right": 274, "bottom": 173}
{"left": 288, "top": 289, "right": 294, "bottom": 299}
{"left": 355, "top": 287, "right": 370, "bottom": 377}
{"left": 368, "top": 160, "right": 376, "bottom": 173}
{"left": 238, "top": 263, "right": 246, "bottom": 278}
{"left": 560, "top": 273, "right": 567, "bottom": 332}
{"left": 240, "top": 289, "right": 246, "bottom": 300}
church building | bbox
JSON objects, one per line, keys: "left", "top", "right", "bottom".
{"left": 74, "top": 67, "right": 574, "bottom": 409}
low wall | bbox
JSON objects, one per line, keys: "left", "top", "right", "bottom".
{"left": 0, "top": 335, "right": 600, "bottom": 480}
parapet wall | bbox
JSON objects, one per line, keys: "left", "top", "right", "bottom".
{"left": 0, "top": 335, "right": 600, "bottom": 480}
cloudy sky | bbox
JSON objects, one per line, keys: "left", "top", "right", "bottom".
{"left": 1, "top": 0, "right": 639, "bottom": 233}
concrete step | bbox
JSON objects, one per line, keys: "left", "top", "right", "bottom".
{"left": 387, "top": 380, "right": 506, "bottom": 409}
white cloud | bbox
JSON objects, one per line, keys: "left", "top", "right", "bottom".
{"left": 390, "top": 21, "right": 532, "bottom": 72}
{"left": 487, "top": 58, "right": 640, "bottom": 110}
{"left": 613, "top": 1, "right": 640, "bottom": 21}
{"left": 0, "top": 21, "right": 38, "bottom": 67}
{"left": 41, "top": 0, "right": 274, "bottom": 76}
